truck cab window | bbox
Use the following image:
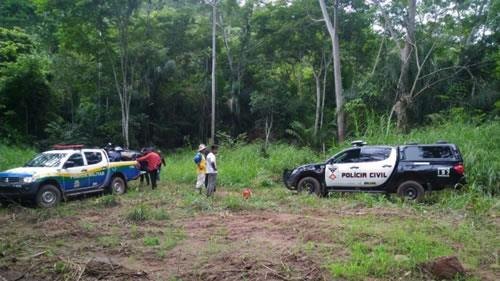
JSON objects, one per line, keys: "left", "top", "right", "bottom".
{"left": 333, "top": 149, "right": 361, "bottom": 163}
{"left": 359, "top": 147, "right": 392, "bottom": 162}
{"left": 403, "top": 146, "right": 453, "bottom": 160}
{"left": 84, "top": 152, "right": 103, "bottom": 165}
{"left": 66, "top": 153, "right": 84, "bottom": 167}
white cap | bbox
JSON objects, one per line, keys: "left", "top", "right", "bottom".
{"left": 198, "top": 144, "right": 207, "bottom": 152}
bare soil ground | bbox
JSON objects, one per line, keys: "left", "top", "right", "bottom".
{"left": 0, "top": 210, "right": 336, "bottom": 280}
{"left": 0, "top": 187, "right": 497, "bottom": 281}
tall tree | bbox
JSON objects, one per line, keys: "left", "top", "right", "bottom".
{"left": 318, "top": 0, "right": 345, "bottom": 142}
{"left": 205, "top": 0, "right": 219, "bottom": 144}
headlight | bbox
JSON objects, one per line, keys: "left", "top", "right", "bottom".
{"left": 22, "top": 177, "right": 35, "bottom": 183}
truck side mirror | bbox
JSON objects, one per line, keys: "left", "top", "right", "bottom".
{"left": 63, "top": 160, "right": 75, "bottom": 169}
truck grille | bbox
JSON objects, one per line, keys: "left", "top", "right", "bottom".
{"left": 0, "top": 177, "right": 20, "bottom": 183}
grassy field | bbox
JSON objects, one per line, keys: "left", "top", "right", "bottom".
{"left": 0, "top": 120, "right": 498, "bottom": 280}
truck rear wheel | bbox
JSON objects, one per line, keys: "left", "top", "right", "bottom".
{"left": 109, "top": 176, "right": 126, "bottom": 195}
{"left": 36, "top": 184, "right": 61, "bottom": 208}
{"left": 397, "top": 180, "right": 425, "bottom": 202}
{"left": 297, "top": 177, "right": 325, "bottom": 197}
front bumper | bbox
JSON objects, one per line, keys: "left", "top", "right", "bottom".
{"left": 283, "top": 169, "right": 296, "bottom": 190}
{"left": 0, "top": 182, "right": 39, "bottom": 201}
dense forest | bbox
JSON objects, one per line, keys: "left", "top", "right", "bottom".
{"left": 0, "top": 0, "right": 498, "bottom": 149}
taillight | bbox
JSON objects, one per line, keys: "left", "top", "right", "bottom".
{"left": 453, "top": 164, "right": 464, "bottom": 175}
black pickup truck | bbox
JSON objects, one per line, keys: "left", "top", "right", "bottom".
{"left": 283, "top": 141, "right": 466, "bottom": 201}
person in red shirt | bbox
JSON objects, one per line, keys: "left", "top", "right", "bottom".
{"left": 136, "top": 150, "right": 162, "bottom": 189}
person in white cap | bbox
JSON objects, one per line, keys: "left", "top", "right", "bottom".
{"left": 193, "top": 144, "right": 207, "bottom": 193}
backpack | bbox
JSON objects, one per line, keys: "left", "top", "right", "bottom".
{"left": 193, "top": 153, "right": 202, "bottom": 164}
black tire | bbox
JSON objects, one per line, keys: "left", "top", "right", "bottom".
{"left": 297, "top": 177, "right": 325, "bottom": 197}
{"left": 397, "top": 180, "right": 425, "bottom": 201}
{"left": 36, "top": 184, "right": 62, "bottom": 208}
{"left": 109, "top": 176, "right": 126, "bottom": 195}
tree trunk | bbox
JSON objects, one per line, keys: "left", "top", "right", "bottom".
{"left": 318, "top": 0, "right": 345, "bottom": 142}
{"left": 264, "top": 114, "right": 273, "bottom": 150}
{"left": 210, "top": 3, "right": 217, "bottom": 144}
{"left": 395, "top": 0, "right": 416, "bottom": 132}
{"left": 313, "top": 72, "right": 321, "bottom": 136}
{"left": 320, "top": 59, "right": 327, "bottom": 130}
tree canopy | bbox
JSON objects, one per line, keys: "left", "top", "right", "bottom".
{"left": 0, "top": 0, "right": 498, "bottom": 149}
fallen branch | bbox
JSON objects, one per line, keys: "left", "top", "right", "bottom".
{"left": 261, "top": 263, "right": 288, "bottom": 281}
{"left": 20, "top": 251, "right": 47, "bottom": 261}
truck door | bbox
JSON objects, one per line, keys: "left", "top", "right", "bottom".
{"left": 62, "top": 153, "right": 90, "bottom": 190}
{"left": 354, "top": 147, "right": 396, "bottom": 188}
{"left": 84, "top": 151, "right": 108, "bottom": 188}
{"left": 325, "top": 148, "right": 363, "bottom": 187}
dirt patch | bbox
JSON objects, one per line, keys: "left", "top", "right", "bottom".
{"left": 181, "top": 211, "right": 336, "bottom": 247}
{"left": 179, "top": 250, "right": 330, "bottom": 281}
{"left": 0, "top": 256, "right": 149, "bottom": 281}
{"left": 84, "top": 256, "right": 150, "bottom": 280}
{"left": 142, "top": 211, "right": 338, "bottom": 280}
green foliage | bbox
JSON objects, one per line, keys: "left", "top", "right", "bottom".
{"left": 126, "top": 204, "right": 150, "bottom": 222}
{"left": 143, "top": 236, "right": 160, "bottom": 247}
{"left": 94, "top": 195, "right": 120, "bottom": 208}
{"left": 328, "top": 216, "right": 457, "bottom": 280}
{"left": 167, "top": 143, "right": 318, "bottom": 188}
{"left": 0, "top": 0, "right": 498, "bottom": 149}
{"left": 97, "top": 235, "right": 120, "bottom": 248}
{"left": 151, "top": 208, "right": 170, "bottom": 221}
{"left": 166, "top": 117, "right": 499, "bottom": 196}
{"left": 0, "top": 144, "right": 35, "bottom": 170}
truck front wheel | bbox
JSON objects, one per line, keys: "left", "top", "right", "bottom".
{"left": 36, "top": 184, "right": 61, "bottom": 208}
{"left": 397, "top": 180, "right": 425, "bottom": 202}
{"left": 297, "top": 177, "right": 325, "bottom": 197}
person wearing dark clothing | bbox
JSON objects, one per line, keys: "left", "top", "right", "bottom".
{"left": 139, "top": 160, "right": 150, "bottom": 186}
{"left": 155, "top": 150, "right": 167, "bottom": 181}
{"left": 136, "top": 151, "right": 162, "bottom": 189}
{"left": 138, "top": 148, "right": 150, "bottom": 186}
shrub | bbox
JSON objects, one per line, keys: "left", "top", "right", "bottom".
{"left": 95, "top": 195, "right": 119, "bottom": 208}
{"left": 126, "top": 204, "right": 150, "bottom": 222}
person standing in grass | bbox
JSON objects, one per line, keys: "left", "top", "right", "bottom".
{"left": 194, "top": 144, "right": 207, "bottom": 193}
{"left": 206, "top": 145, "right": 218, "bottom": 197}
{"left": 155, "top": 149, "right": 167, "bottom": 181}
{"left": 138, "top": 148, "right": 150, "bottom": 186}
{"left": 136, "top": 149, "right": 162, "bottom": 189}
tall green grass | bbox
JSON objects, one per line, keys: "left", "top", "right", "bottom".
{"left": 166, "top": 120, "right": 499, "bottom": 194}
{"left": 349, "top": 120, "right": 500, "bottom": 194}
{"left": 0, "top": 118, "right": 498, "bottom": 195}
{"left": 0, "top": 144, "right": 36, "bottom": 171}
{"left": 166, "top": 144, "right": 319, "bottom": 188}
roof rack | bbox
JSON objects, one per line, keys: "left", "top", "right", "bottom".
{"left": 351, "top": 140, "right": 367, "bottom": 147}
{"left": 52, "top": 144, "right": 85, "bottom": 150}
{"left": 435, "top": 140, "right": 448, "bottom": 144}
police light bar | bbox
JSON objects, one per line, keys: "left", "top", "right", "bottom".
{"left": 351, "top": 140, "right": 367, "bottom": 147}
{"left": 52, "top": 144, "right": 85, "bottom": 150}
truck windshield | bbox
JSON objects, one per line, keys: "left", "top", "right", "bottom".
{"left": 25, "top": 153, "right": 67, "bottom": 168}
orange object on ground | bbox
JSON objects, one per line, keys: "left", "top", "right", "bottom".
{"left": 243, "top": 188, "right": 252, "bottom": 199}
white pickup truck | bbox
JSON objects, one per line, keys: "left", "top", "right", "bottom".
{"left": 0, "top": 146, "right": 141, "bottom": 207}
